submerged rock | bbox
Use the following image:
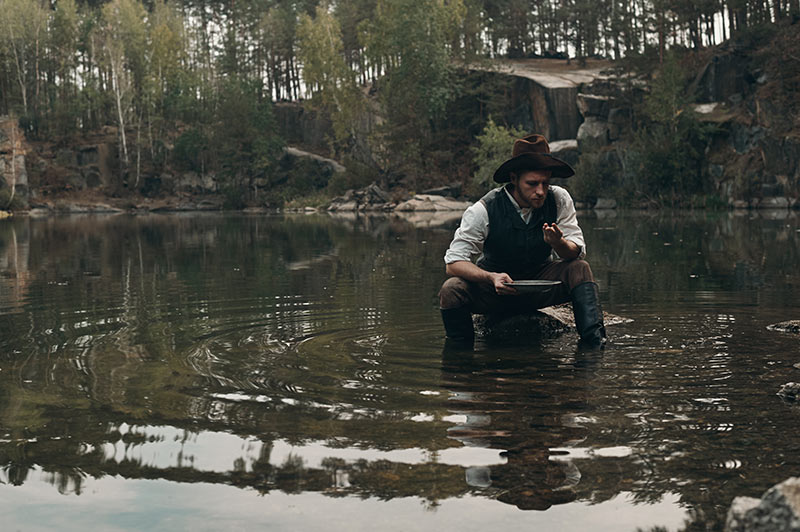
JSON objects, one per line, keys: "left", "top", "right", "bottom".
{"left": 777, "top": 383, "right": 800, "bottom": 402}
{"left": 725, "top": 477, "right": 800, "bottom": 532}
{"left": 767, "top": 321, "right": 800, "bottom": 334}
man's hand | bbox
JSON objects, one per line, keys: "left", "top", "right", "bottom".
{"left": 489, "top": 271, "right": 516, "bottom": 295}
{"left": 446, "top": 261, "right": 517, "bottom": 295}
{"left": 542, "top": 222, "right": 563, "bottom": 245}
{"left": 543, "top": 222, "right": 581, "bottom": 259}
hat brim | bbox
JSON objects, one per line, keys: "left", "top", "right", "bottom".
{"left": 493, "top": 153, "right": 575, "bottom": 183}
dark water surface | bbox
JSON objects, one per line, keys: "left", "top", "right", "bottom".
{"left": 1, "top": 210, "right": 799, "bottom": 531}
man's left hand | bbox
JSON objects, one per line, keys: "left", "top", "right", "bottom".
{"left": 542, "top": 222, "right": 563, "bottom": 246}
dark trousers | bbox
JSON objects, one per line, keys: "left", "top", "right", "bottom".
{"left": 439, "top": 259, "right": 596, "bottom": 314}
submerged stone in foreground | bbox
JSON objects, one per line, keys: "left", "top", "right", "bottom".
{"left": 725, "top": 477, "right": 800, "bottom": 532}
{"left": 777, "top": 383, "right": 800, "bottom": 402}
{"left": 767, "top": 321, "right": 800, "bottom": 334}
{"left": 473, "top": 303, "right": 631, "bottom": 339}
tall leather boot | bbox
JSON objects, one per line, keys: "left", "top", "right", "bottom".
{"left": 440, "top": 307, "right": 475, "bottom": 348}
{"left": 571, "top": 282, "right": 607, "bottom": 349}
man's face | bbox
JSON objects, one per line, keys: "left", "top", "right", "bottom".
{"left": 510, "top": 170, "right": 551, "bottom": 209}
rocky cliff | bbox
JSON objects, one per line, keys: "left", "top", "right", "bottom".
{"left": 570, "top": 22, "right": 800, "bottom": 208}
{"left": 0, "top": 117, "right": 29, "bottom": 209}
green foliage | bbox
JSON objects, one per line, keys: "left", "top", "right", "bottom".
{"left": 357, "top": 0, "right": 466, "bottom": 180}
{"left": 469, "top": 118, "right": 525, "bottom": 194}
{"left": 297, "top": 4, "right": 364, "bottom": 149}
{"left": 0, "top": 188, "right": 25, "bottom": 210}
{"left": 642, "top": 53, "right": 690, "bottom": 132}
{"left": 326, "top": 155, "right": 377, "bottom": 195}
{"left": 213, "top": 80, "right": 284, "bottom": 185}
{"left": 619, "top": 54, "right": 716, "bottom": 206}
{"left": 172, "top": 128, "right": 209, "bottom": 173}
{"left": 571, "top": 150, "right": 617, "bottom": 202}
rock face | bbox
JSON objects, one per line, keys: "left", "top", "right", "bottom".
{"left": 725, "top": 477, "right": 800, "bottom": 532}
{"left": 691, "top": 53, "right": 751, "bottom": 105}
{"left": 577, "top": 117, "right": 610, "bottom": 151}
{"left": 568, "top": 29, "right": 800, "bottom": 209}
{"left": 471, "top": 61, "right": 608, "bottom": 141}
{"left": 0, "top": 116, "right": 30, "bottom": 208}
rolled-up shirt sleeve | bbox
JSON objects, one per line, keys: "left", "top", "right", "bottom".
{"left": 552, "top": 186, "right": 586, "bottom": 259}
{"left": 444, "top": 202, "right": 489, "bottom": 264}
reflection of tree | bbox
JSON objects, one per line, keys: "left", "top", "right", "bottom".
{"left": 2, "top": 212, "right": 800, "bottom": 530}
{"left": 584, "top": 210, "right": 800, "bottom": 308}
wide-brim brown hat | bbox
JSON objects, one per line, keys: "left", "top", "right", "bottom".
{"left": 493, "top": 134, "right": 575, "bottom": 183}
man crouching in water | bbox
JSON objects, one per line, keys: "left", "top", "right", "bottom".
{"left": 439, "top": 133, "right": 606, "bottom": 349}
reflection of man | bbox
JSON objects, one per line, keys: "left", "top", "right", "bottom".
{"left": 439, "top": 134, "right": 606, "bottom": 348}
{"left": 442, "top": 350, "right": 591, "bottom": 511}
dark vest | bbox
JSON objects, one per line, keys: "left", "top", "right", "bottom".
{"left": 476, "top": 187, "right": 557, "bottom": 277}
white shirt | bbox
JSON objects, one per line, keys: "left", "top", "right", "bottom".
{"left": 444, "top": 185, "right": 586, "bottom": 264}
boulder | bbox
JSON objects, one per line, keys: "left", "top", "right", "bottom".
{"left": 725, "top": 477, "right": 800, "bottom": 532}
{"left": 176, "top": 172, "right": 218, "bottom": 194}
{"left": 594, "top": 198, "right": 617, "bottom": 210}
{"left": 767, "top": 321, "right": 800, "bottom": 333}
{"left": 576, "top": 94, "right": 610, "bottom": 118}
{"left": 549, "top": 139, "right": 579, "bottom": 168}
{"left": 777, "top": 383, "right": 800, "bottom": 401}
{"left": 759, "top": 197, "right": 790, "bottom": 209}
{"left": 394, "top": 194, "right": 471, "bottom": 212}
{"left": 53, "top": 202, "right": 124, "bottom": 214}
{"left": 420, "top": 183, "right": 462, "bottom": 198}
{"left": 577, "top": 117, "right": 609, "bottom": 151}
{"left": 328, "top": 184, "right": 395, "bottom": 211}
{"left": 731, "top": 124, "right": 766, "bottom": 155}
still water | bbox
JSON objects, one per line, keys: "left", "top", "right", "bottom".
{"left": 1, "top": 209, "right": 799, "bottom": 531}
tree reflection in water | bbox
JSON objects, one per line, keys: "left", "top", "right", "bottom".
{"left": 1, "top": 210, "right": 800, "bottom": 530}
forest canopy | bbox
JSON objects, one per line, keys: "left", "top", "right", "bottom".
{"left": 1, "top": 0, "right": 796, "bottom": 203}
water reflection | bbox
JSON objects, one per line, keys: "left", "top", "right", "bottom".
{"left": 1, "top": 210, "right": 799, "bottom": 530}
{"left": 442, "top": 348, "right": 600, "bottom": 510}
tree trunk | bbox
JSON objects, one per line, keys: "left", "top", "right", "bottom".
{"left": 728, "top": 3, "right": 737, "bottom": 33}
{"left": 735, "top": 4, "right": 747, "bottom": 29}
{"left": 5, "top": 125, "right": 17, "bottom": 208}
{"left": 690, "top": 18, "right": 700, "bottom": 50}
{"left": 110, "top": 63, "right": 129, "bottom": 173}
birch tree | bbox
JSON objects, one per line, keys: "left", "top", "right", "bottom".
{"left": 0, "top": 0, "right": 48, "bottom": 118}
